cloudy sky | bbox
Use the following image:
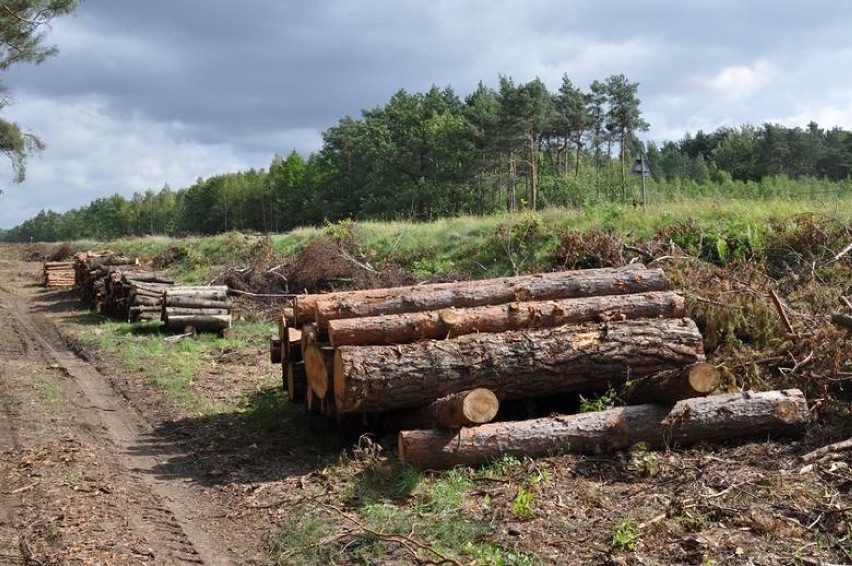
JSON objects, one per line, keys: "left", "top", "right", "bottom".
{"left": 2, "top": 0, "right": 851, "bottom": 228}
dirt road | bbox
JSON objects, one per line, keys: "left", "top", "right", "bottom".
{"left": 0, "top": 257, "right": 237, "bottom": 564}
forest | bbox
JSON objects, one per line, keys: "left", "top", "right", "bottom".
{"left": 2, "top": 73, "right": 851, "bottom": 242}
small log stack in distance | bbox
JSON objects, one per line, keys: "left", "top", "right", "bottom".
{"left": 43, "top": 261, "right": 75, "bottom": 287}
{"left": 161, "top": 286, "right": 232, "bottom": 332}
{"left": 274, "top": 263, "right": 806, "bottom": 466}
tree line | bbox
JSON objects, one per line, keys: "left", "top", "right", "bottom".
{"left": 2, "top": 74, "right": 852, "bottom": 242}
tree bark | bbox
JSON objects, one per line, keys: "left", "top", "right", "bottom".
{"left": 622, "top": 363, "right": 721, "bottom": 404}
{"left": 399, "top": 389, "right": 808, "bottom": 469}
{"left": 292, "top": 264, "right": 661, "bottom": 325}
{"left": 334, "top": 318, "right": 705, "bottom": 414}
{"left": 164, "top": 297, "right": 231, "bottom": 309}
{"left": 162, "top": 307, "right": 230, "bottom": 317}
{"left": 328, "top": 291, "right": 685, "bottom": 347}
{"left": 314, "top": 265, "right": 668, "bottom": 331}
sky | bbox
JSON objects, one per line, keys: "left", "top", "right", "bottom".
{"left": 2, "top": 0, "right": 852, "bottom": 228}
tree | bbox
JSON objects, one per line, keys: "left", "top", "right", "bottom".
{"left": 603, "top": 74, "right": 649, "bottom": 195}
{"left": 553, "top": 75, "right": 591, "bottom": 177}
{"left": 0, "top": 1, "right": 80, "bottom": 190}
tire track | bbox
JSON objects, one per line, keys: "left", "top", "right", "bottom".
{"left": 0, "top": 289, "right": 231, "bottom": 565}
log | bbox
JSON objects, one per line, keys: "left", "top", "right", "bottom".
{"left": 293, "top": 264, "right": 668, "bottom": 325}
{"left": 334, "top": 318, "right": 705, "bottom": 414}
{"left": 162, "top": 307, "right": 230, "bottom": 317}
{"left": 304, "top": 344, "right": 335, "bottom": 398}
{"left": 622, "top": 363, "right": 721, "bottom": 404}
{"left": 164, "top": 297, "right": 231, "bottom": 309}
{"left": 286, "top": 327, "right": 303, "bottom": 364}
{"left": 287, "top": 362, "right": 307, "bottom": 404}
{"left": 328, "top": 291, "right": 686, "bottom": 347}
{"left": 399, "top": 389, "right": 808, "bottom": 469}
{"left": 311, "top": 265, "right": 668, "bottom": 330}
{"left": 163, "top": 314, "right": 231, "bottom": 331}
{"left": 394, "top": 389, "right": 500, "bottom": 430}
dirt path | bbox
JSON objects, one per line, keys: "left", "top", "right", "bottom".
{"left": 0, "top": 261, "right": 236, "bottom": 564}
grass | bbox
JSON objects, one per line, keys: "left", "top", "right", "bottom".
{"left": 28, "top": 370, "right": 66, "bottom": 412}
{"left": 60, "top": 193, "right": 852, "bottom": 285}
{"left": 77, "top": 318, "right": 273, "bottom": 415}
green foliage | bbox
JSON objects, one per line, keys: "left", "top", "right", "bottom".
{"left": 612, "top": 518, "right": 641, "bottom": 552}
{"left": 579, "top": 388, "right": 619, "bottom": 413}
{"left": 511, "top": 485, "right": 536, "bottom": 520}
{"left": 418, "top": 469, "right": 473, "bottom": 514}
{"left": 630, "top": 442, "right": 659, "bottom": 477}
{"left": 0, "top": 1, "right": 79, "bottom": 187}
{"left": 462, "top": 542, "right": 535, "bottom": 566}
{"left": 478, "top": 454, "right": 524, "bottom": 477}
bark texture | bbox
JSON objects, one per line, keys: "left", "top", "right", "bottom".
{"left": 622, "top": 362, "right": 721, "bottom": 404}
{"left": 334, "top": 318, "right": 705, "bottom": 413}
{"left": 328, "top": 291, "right": 685, "bottom": 347}
{"left": 399, "top": 389, "right": 808, "bottom": 469}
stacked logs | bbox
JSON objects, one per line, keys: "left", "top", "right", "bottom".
{"left": 161, "top": 286, "right": 232, "bottom": 332}
{"left": 74, "top": 251, "right": 139, "bottom": 307}
{"left": 275, "top": 264, "right": 808, "bottom": 468}
{"left": 103, "top": 271, "right": 175, "bottom": 322}
{"left": 127, "top": 280, "right": 174, "bottom": 322}
{"left": 43, "top": 261, "right": 75, "bottom": 287}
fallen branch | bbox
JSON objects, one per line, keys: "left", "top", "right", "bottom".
{"left": 828, "top": 241, "right": 852, "bottom": 264}
{"left": 801, "top": 437, "right": 852, "bottom": 463}
{"left": 770, "top": 289, "right": 797, "bottom": 337}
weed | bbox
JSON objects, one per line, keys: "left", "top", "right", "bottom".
{"left": 630, "top": 442, "right": 659, "bottom": 477}
{"left": 45, "top": 522, "right": 61, "bottom": 541}
{"left": 511, "top": 486, "right": 536, "bottom": 520}
{"left": 479, "top": 454, "right": 523, "bottom": 478}
{"left": 579, "top": 387, "right": 618, "bottom": 413}
{"left": 29, "top": 374, "right": 65, "bottom": 411}
{"left": 612, "top": 518, "right": 641, "bottom": 552}
{"left": 419, "top": 469, "right": 473, "bottom": 514}
{"left": 462, "top": 542, "right": 535, "bottom": 566}
{"left": 361, "top": 502, "right": 412, "bottom": 535}
{"left": 347, "top": 461, "right": 422, "bottom": 503}
{"left": 268, "top": 508, "right": 338, "bottom": 564}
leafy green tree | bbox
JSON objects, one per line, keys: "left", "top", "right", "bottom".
{"left": 0, "top": 0, "right": 80, "bottom": 189}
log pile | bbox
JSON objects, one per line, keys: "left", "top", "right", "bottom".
{"left": 161, "top": 286, "right": 232, "bottom": 332}
{"left": 73, "top": 251, "right": 139, "bottom": 307}
{"left": 275, "top": 264, "right": 809, "bottom": 467}
{"left": 43, "top": 261, "right": 75, "bottom": 287}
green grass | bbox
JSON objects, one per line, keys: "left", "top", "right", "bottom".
{"left": 63, "top": 193, "right": 852, "bottom": 284}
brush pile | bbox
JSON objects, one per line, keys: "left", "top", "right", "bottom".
{"left": 273, "top": 264, "right": 808, "bottom": 468}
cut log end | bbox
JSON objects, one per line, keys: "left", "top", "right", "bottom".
{"left": 304, "top": 344, "right": 333, "bottom": 398}
{"left": 687, "top": 363, "right": 721, "bottom": 394}
{"left": 461, "top": 388, "right": 500, "bottom": 425}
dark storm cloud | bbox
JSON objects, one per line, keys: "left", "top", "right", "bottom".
{"left": 2, "top": 0, "right": 852, "bottom": 227}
